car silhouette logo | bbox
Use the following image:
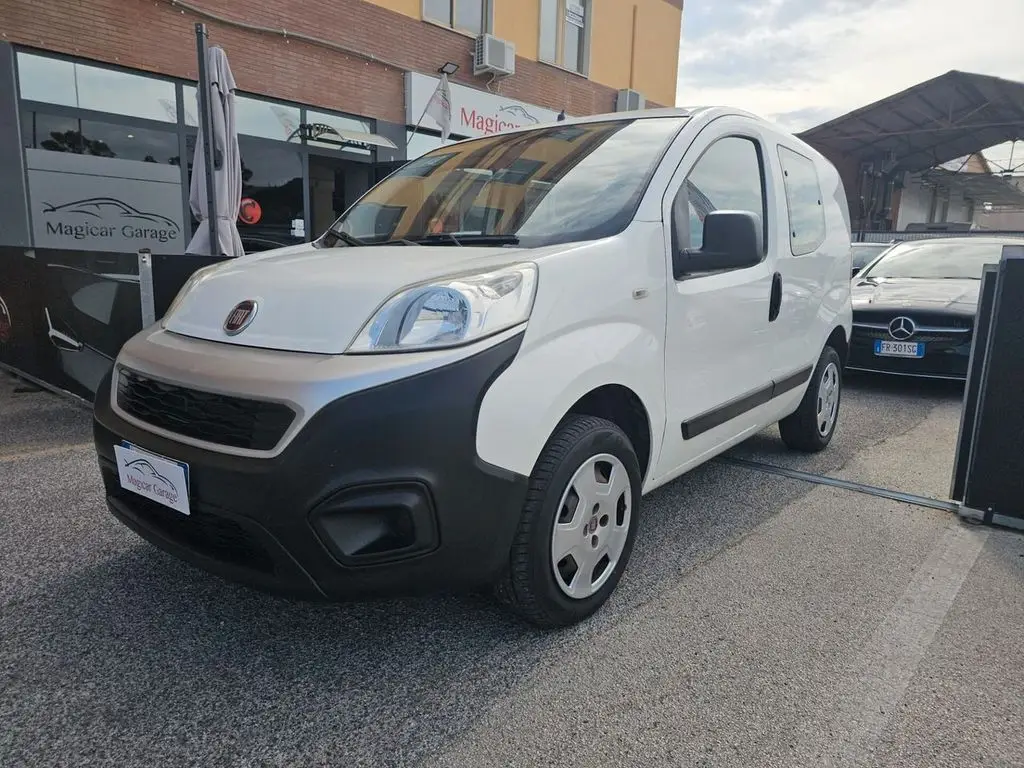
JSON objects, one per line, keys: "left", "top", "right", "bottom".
{"left": 41, "top": 197, "right": 182, "bottom": 236}
{"left": 498, "top": 105, "right": 539, "bottom": 124}
{"left": 123, "top": 458, "right": 177, "bottom": 493}
{"left": 224, "top": 300, "right": 258, "bottom": 336}
{"left": 888, "top": 316, "right": 916, "bottom": 340}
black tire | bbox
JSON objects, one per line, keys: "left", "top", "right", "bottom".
{"left": 494, "top": 414, "right": 642, "bottom": 629}
{"left": 779, "top": 345, "right": 843, "bottom": 453}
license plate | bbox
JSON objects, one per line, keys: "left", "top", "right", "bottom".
{"left": 874, "top": 339, "right": 925, "bottom": 358}
{"left": 114, "top": 441, "right": 190, "bottom": 516}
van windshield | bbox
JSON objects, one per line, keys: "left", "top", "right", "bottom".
{"left": 322, "top": 117, "right": 687, "bottom": 249}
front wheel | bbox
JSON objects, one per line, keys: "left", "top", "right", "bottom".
{"left": 495, "top": 415, "right": 642, "bottom": 629}
{"left": 779, "top": 345, "right": 843, "bottom": 453}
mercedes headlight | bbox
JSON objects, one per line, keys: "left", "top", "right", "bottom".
{"left": 160, "top": 263, "right": 222, "bottom": 327}
{"left": 348, "top": 263, "right": 538, "bottom": 353}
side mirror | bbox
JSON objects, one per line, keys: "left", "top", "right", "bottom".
{"left": 673, "top": 210, "right": 763, "bottom": 279}
{"left": 851, "top": 267, "right": 861, "bottom": 278}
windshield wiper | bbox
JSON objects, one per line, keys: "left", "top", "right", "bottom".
{"left": 328, "top": 229, "right": 365, "bottom": 247}
{"left": 371, "top": 238, "right": 421, "bottom": 246}
{"left": 411, "top": 233, "right": 520, "bottom": 247}
{"left": 328, "top": 231, "right": 422, "bottom": 247}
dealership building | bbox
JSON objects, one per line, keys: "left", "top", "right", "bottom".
{"left": 1, "top": 0, "right": 684, "bottom": 254}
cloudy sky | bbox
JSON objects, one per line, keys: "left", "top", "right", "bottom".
{"left": 677, "top": 0, "right": 1024, "bottom": 170}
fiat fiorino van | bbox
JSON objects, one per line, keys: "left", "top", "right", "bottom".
{"left": 93, "top": 107, "right": 852, "bottom": 628}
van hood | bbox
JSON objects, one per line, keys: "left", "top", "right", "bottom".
{"left": 162, "top": 243, "right": 534, "bottom": 354}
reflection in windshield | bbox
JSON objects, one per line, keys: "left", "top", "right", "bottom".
{"left": 861, "top": 241, "right": 1006, "bottom": 280}
{"left": 852, "top": 244, "right": 890, "bottom": 269}
{"left": 323, "top": 117, "right": 687, "bottom": 248}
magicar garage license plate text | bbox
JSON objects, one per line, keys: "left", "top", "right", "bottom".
{"left": 114, "top": 441, "right": 191, "bottom": 516}
{"left": 874, "top": 339, "right": 925, "bottom": 358}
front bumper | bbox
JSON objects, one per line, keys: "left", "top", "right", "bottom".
{"left": 93, "top": 332, "right": 530, "bottom": 600}
{"left": 847, "top": 328, "right": 972, "bottom": 381}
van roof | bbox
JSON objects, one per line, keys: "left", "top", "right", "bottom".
{"left": 547, "top": 106, "right": 757, "bottom": 126}
{"left": 890, "top": 237, "right": 1024, "bottom": 247}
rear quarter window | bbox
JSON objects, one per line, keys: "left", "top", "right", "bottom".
{"left": 778, "top": 145, "right": 826, "bottom": 256}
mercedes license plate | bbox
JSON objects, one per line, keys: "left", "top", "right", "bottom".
{"left": 874, "top": 339, "right": 925, "bottom": 358}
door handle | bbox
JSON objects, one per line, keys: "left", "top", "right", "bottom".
{"left": 769, "top": 272, "right": 783, "bottom": 322}
{"left": 44, "top": 308, "right": 83, "bottom": 352}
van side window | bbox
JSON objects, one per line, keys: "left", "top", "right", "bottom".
{"left": 674, "top": 136, "right": 767, "bottom": 253}
{"left": 778, "top": 145, "right": 826, "bottom": 256}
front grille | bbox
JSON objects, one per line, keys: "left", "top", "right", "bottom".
{"left": 111, "top": 486, "right": 275, "bottom": 574}
{"left": 851, "top": 326, "right": 972, "bottom": 344}
{"left": 116, "top": 368, "right": 295, "bottom": 451}
{"left": 853, "top": 310, "right": 972, "bottom": 329}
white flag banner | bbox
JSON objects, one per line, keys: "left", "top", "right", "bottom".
{"left": 425, "top": 73, "right": 453, "bottom": 141}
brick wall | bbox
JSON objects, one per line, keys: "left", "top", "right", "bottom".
{"left": 4, "top": 0, "right": 661, "bottom": 123}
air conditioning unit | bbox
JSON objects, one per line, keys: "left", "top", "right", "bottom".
{"left": 616, "top": 88, "right": 646, "bottom": 112}
{"left": 474, "top": 34, "right": 516, "bottom": 77}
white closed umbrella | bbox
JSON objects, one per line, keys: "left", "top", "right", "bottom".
{"left": 186, "top": 45, "right": 244, "bottom": 258}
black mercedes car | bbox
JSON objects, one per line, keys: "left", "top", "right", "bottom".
{"left": 847, "top": 237, "right": 1014, "bottom": 380}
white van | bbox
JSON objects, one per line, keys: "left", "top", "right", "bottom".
{"left": 93, "top": 108, "right": 852, "bottom": 628}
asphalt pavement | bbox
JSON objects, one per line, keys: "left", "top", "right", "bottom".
{"left": 1, "top": 369, "right": 1021, "bottom": 768}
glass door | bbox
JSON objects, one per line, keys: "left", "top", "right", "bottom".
{"left": 308, "top": 154, "right": 373, "bottom": 238}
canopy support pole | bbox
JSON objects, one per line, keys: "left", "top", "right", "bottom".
{"left": 195, "top": 23, "right": 218, "bottom": 254}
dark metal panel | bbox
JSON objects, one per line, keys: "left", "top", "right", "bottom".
{"left": 0, "top": 43, "right": 32, "bottom": 247}
{"left": 961, "top": 245, "right": 1024, "bottom": 524}
{"left": 0, "top": 246, "right": 44, "bottom": 378}
{"left": 373, "top": 119, "right": 407, "bottom": 164}
{"left": 151, "top": 252, "right": 228, "bottom": 318}
{"left": 951, "top": 263, "right": 999, "bottom": 501}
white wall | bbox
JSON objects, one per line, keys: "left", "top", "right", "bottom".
{"left": 896, "top": 173, "right": 974, "bottom": 230}
{"left": 896, "top": 176, "right": 933, "bottom": 229}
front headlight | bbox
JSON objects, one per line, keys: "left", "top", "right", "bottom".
{"left": 159, "top": 263, "right": 222, "bottom": 328}
{"left": 347, "top": 262, "right": 538, "bottom": 353}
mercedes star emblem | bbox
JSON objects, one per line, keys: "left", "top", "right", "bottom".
{"left": 888, "top": 316, "right": 916, "bottom": 341}
{"left": 224, "top": 300, "right": 258, "bottom": 336}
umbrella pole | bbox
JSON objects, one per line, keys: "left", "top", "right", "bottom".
{"left": 195, "top": 23, "right": 219, "bottom": 255}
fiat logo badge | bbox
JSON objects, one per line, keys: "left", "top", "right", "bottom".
{"left": 224, "top": 300, "right": 258, "bottom": 336}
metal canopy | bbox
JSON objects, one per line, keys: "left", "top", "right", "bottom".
{"left": 798, "top": 71, "right": 1024, "bottom": 173}
{"left": 917, "top": 169, "right": 1024, "bottom": 208}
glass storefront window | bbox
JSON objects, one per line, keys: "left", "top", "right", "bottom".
{"left": 183, "top": 86, "right": 301, "bottom": 143}
{"left": 236, "top": 95, "right": 301, "bottom": 142}
{"left": 79, "top": 121, "right": 179, "bottom": 164}
{"left": 184, "top": 133, "right": 304, "bottom": 245}
{"left": 17, "top": 52, "right": 177, "bottom": 123}
{"left": 305, "top": 109, "right": 373, "bottom": 156}
{"left": 237, "top": 136, "right": 304, "bottom": 242}
{"left": 16, "top": 54, "right": 77, "bottom": 107}
{"left": 76, "top": 67, "right": 177, "bottom": 123}
{"left": 179, "top": 85, "right": 198, "bottom": 126}
{"left": 21, "top": 111, "right": 179, "bottom": 164}
{"left": 21, "top": 111, "right": 79, "bottom": 150}
{"left": 406, "top": 129, "right": 461, "bottom": 159}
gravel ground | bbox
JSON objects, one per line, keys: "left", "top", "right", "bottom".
{"left": 1, "top": 369, "right": 1021, "bottom": 768}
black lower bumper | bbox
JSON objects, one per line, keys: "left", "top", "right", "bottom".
{"left": 93, "top": 333, "right": 530, "bottom": 600}
{"left": 847, "top": 331, "right": 972, "bottom": 380}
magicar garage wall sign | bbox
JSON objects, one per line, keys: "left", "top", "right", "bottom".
{"left": 405, "top": 72, "right": 561, "bottom": 139}
{"left": 26, "top": 150, "right": 186, "bottom": 255}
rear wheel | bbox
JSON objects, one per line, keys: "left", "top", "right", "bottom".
{"left": 495, "top": 415, "right": 641, "bottom": 629}
{"left": 779, "top": 345, "right": 842, "bottom": 453}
